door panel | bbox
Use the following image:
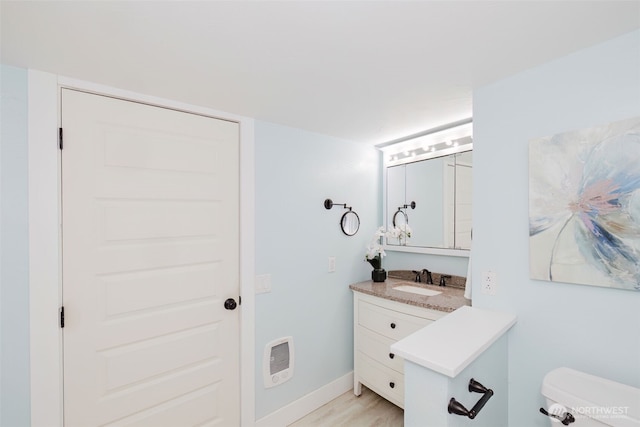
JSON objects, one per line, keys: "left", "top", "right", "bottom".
{"left": 62, "top": 89, "right": 239, "bottom": 427}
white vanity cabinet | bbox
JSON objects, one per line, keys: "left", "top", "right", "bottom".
{"left": 353, "top": 291, "right": 445, "bottom": 408}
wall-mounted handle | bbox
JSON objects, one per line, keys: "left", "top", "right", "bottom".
{"left": 540, "top": 407, "right": 575, "bottom": 425}
{"left": 448, "top": 378, "right": 494, "bottom": 420}
{"left": 324, "top": 198, "right": 350, "bottom": 211}
{"left": 448, "top": 398, "right": 470, "bottom": 417}
{"left": 468, "top": 378, "right": 487, "bottom": 394}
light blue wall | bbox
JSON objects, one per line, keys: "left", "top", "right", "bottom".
{"left": 5, "top": 29, "right": 638, "bottom": 426}
{"left": 384, "top": 251, "right": 468, "bottom": 278}
{"left": 473, "top": 29, "right": 640, "bottom": 426}
{"left": 404, "top": 335, "right": 508, "bottom": 427}
{"left": 0, "top": 66, "right": 381, "bottom": 423}
{"left": 254, "top": 121, "right": 380, "bottom": 419}
{"left": 0, "top": 64, "right": 31, "bottom": 426}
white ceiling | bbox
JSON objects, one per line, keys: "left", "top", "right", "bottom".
{"left": 2, "top": 1, "right": 639, "bottom": 144}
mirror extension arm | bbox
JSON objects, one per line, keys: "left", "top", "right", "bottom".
{"left": 324, "top": 198, "right": 360, "bottom": 236}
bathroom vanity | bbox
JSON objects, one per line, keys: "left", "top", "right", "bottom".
{"left": 350, "top": 278, "right": 469, "bottom": 408}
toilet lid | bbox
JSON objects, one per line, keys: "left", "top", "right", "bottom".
{"left": 542, "top": 368, "right": 640, "bottom": 426}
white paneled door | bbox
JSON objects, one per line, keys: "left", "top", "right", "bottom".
{"left": 61, "top": 89, "right": 240, "bottom": 427}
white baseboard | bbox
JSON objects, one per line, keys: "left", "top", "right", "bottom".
{"left": 255, "top": 371, "right": 354, "bottom": 427}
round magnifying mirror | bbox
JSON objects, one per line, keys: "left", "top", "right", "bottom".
{"left": 341, "top": 211, "right": 360, "bottom": 236}
{"left": 392, "top": 209, "right": 408, "bottom": 227}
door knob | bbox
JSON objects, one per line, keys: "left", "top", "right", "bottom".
{"left": 224, "top": 298, "right": 238, "bottom": 310}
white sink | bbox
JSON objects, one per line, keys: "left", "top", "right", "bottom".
{"left": 392, "top": 285, "right": 442, "bottom": 297}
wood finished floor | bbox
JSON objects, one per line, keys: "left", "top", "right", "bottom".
{"left": 288, "top": 386, "right": 404, "bottom": 427}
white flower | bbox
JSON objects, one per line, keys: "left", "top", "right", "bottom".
{"left": 365, "top": 227, "right": 388, "bottom": 260}
{"left": 364, "top": 225, "right": 413, "bottom": 260}
{"left": 387, "top": 224, "right": 412, "bottom": 240}
{"left": 373, "top": 226, "right": 387, "bottom": 239}
{"left": 365, "top": 243, "right": 385, "bottom": 260}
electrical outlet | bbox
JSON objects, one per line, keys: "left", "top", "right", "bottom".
{"left": 256, "top": 274, "right": 272, "bottom": 294}
{"left": 328, "top": 256, "right": 336, "bottom": 273}
{"left": 481, "top": 271, "right": 497, "bottom": 295}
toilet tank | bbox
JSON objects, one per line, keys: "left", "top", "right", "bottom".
{"left": 541, "top": 367, "right": 640, "bottom": 427}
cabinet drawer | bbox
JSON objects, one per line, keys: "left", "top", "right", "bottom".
{"left": 357, "top": 352, "right": 404, "bottom": 408}
{"left": 357, "top": 326, "right": 404, "bottom": 373}
{"left": 358, "top": 299, "right": 432, "bottom": 341}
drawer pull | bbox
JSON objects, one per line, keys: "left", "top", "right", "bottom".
{"left": 389, "top": 353, "right": 395, "bottom": 359}
{"left": 390, "top": 322, "right": 396, "bottom": 329}
{"left": 389, "top": 382, "right": 395, "bottom": 389}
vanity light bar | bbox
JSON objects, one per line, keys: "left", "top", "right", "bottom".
{"left": 380, "top": 120, "right": 473, "bottom": 166}
{"left": 387, "top": 136, "right": 472, "bottom": 164}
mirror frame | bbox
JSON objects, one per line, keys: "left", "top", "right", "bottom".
{"left": 340, "top": 210, "right": 360, "bottom": 236}
{"left": 382, "top": 145, "right": 471, "bottom": 258}
{"left": 392, "top": 209, "right": 407, "bottom": 227}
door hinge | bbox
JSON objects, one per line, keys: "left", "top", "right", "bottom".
{"left": 58, "top": 127, "right": 63, "bottom": 150}
{"left": 239, "top": 296, "right": 242, "bottom": 305}
{"left": 60, "top": 306, "right": 65, "bottom": 328}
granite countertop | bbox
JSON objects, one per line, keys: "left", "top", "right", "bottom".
{"left": 349, "top": 277, "right": 470, "bottom": 313}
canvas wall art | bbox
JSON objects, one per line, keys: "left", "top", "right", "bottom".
{"left": 529, "top": 116, "right": 640, "bottom": 291}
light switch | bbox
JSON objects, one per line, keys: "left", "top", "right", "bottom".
{"left": 328, "top": 256, "right": 336, "bottom": 273}
{"left": 256, "top": 274, "right": 272, "bottom": 294}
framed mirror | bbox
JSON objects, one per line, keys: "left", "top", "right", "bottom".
{"left": 379, "top": 119, "right": 472, "bottom": 255}
{"left": 324, "top": 198, "right": 360, "bottom": 236}
{"left": 341, "top": 211, "right": 360, "bottom": 236}
{"left": 392, "top": 209, "right": 408, "bottom": 228}
{"left": 385, "top": 149, "right": 472, "bottom": 252}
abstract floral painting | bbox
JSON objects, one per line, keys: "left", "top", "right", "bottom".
{"left": 529, "top": 116, "right": 640, "bottom": 291}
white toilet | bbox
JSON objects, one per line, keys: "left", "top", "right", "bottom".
{"left": 541, "top": 367, "right": 640, "bottom": 426}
